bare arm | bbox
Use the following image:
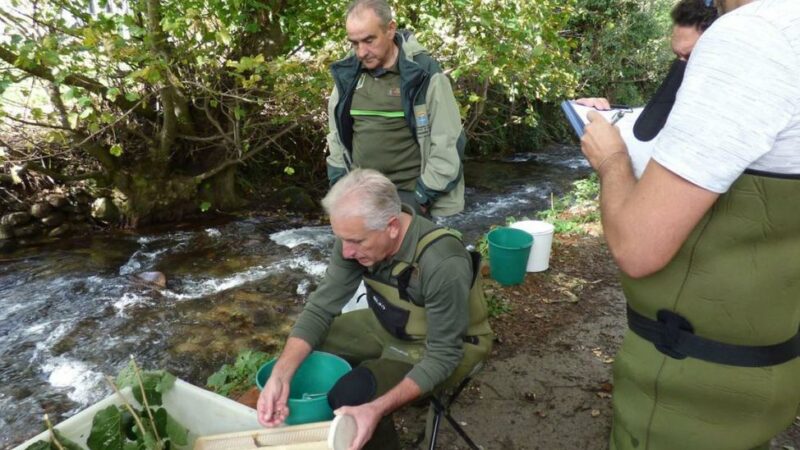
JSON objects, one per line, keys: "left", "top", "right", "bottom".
{"left": 335, "top": 377, "right": 423, "bottom": 450}
{"left": 256, "top": 337, "right": 313, "bottom": 427}
{"left": 581, "top": 111, "right": 718, "bottom": 278}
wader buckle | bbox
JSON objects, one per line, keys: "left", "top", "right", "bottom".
{"left": 654, "top": 309, "right": 694, "bottom": 360}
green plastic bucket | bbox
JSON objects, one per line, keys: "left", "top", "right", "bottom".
{"left": 487, "top": 227, "right": 533, "bottom": 286}
{"left": 256, "top": 351, "right": 351, "bottom": 425}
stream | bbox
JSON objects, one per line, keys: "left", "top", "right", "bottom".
{"left": 0, "top": 146, "right": 589, "bottom": 448}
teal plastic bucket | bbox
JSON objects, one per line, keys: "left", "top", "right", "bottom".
{"left": 487, "top": 227, "right": 533, "bottom": 286}
{"left": 256, "top": 351, "right": 351, "bottom": 425}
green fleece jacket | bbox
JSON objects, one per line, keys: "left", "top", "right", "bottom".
{"left": 326, "top": 30, "right": 465, "bottom": 217}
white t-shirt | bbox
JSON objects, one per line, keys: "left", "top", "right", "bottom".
{"left": 652, "top": 0, "right": 800, "bottom": 194}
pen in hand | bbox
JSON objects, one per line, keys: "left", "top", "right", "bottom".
{"left": 609, "top": 110, "right": 629, "bottom": 126}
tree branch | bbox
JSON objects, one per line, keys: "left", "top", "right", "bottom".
{"left": 194, "top": 122, "right": 298, "bottom": 183}
{"left": 4, "top": 115, "right": 73, "bottom": 131}
{"left": 0, "top": 45, "right": 157, "bottom": 122}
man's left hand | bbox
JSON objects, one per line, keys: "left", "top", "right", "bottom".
{"left": 334, "top": 402, "right": 383, "bottom": 450}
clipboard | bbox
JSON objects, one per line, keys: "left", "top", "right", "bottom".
{"left": 559, "top": 100, "right": 637, "bottom": 137}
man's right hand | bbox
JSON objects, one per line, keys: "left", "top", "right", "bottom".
{"left": 256, "top": 373, "right": 291, "bottom": 427}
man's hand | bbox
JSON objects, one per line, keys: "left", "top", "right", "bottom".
{"left": 256, "top": 373, "right": 291, "bottom": 427}
{"left": 255, "top": 337, "right": 312, "bottom": 427}
{"left": 334, "top": 402, "right": 383, "bottom": 450}
{"left": 576, "top": 97, "right": 612, "bottom": 110}
{"left": 581, "top": 110, "right": 629, "bottom": 176}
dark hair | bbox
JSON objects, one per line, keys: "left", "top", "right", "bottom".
{"left": 671, "top": 0, "right": 718, "bottom": 32}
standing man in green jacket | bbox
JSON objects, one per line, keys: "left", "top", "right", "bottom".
{"left": 256, "top": 169, "right": 492, "bottom": 449}
{"left": 326, "top": 0, "right": 466, "bottom": 217}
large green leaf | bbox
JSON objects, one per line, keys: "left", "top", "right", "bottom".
{"left": 165, "top": 412, "right": 188, "bottom": 446}
{"left": 87, "top": 405, "right": 125, "bottom": 450}
{"left": 24, "top": 441, "right": 50, "bottom": 450}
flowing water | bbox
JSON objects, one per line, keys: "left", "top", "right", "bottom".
{"left": 0, "top": 146, "right": 589, "bottom": 448}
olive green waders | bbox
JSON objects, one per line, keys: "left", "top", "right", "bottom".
{"left": 320, "top": 309, "right": 492, "bottom": 449}
{"left": 611, "top": 173, "right": 800, "bottom": 450}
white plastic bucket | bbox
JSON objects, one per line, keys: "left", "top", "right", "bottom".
{"left": 510, "top": 220, "right": 555, "bottom": 272}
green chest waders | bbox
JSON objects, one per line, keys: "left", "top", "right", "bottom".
{"left": 611, "top": 172, "right": 800, "bottom": 450}
{"left": 363, "top": 228, "right": 493, "bottom": 389}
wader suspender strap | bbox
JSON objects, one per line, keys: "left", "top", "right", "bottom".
{"left": 627, "top": 305, "right": 800, "bottom": 367}
{"left": 394, "top": 228, "right": 463, "bottom": 301}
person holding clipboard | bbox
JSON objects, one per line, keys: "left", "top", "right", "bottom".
{"left": 577, "top": 0, "right": 718, "bottom": 174}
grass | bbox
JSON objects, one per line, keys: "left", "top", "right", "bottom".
{"left": 486, "top": 291, "right": 512, "bottom": 317}
{"left": 536, "top": 174, "right": 600, "bottom": 234}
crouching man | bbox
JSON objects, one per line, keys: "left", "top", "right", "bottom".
{"left": 257, "top": 169, "right": 492, "bottom": 449}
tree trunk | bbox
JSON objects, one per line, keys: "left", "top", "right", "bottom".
{"left": 112, "top": 164, "right": 243, "bottom": 226}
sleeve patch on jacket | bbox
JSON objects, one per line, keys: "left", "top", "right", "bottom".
{"left": 415, "top": 105, "right": 430, "bottom": 137}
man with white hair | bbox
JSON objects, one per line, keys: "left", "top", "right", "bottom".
{"left": 257, "top": 169, "right": 492, "bottom": 449}
{"left": 582, "top": 0, "right": 800, "bottom": 448}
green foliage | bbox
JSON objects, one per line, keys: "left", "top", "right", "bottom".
{"left": 537, "top": 174, "right": 600, "bottom": 234}
{"left": 207, "top": 349, "right": 272, "bottom": 397}
{"left": 0, "top": 0, "right": 676, "bottom": 217}
{"left": 25, "top": 430, "right": 82, "bottom": 450}
{"left": 485, "top": 291, "right": 512, "bottom": 318}
{"left": 116, "top": 360, "right": 176, "bottom": 407}
{"left": 85, "top": 364, "right": 185, "bottom": 450}
{"left": 87, "top": 405, "right": 125, "bottom": 450}
{"left": 569, "top": 0, "right": 674, "bottom": 105}
{"left": 25, "top": 364, "right": 185, "bottom": 450}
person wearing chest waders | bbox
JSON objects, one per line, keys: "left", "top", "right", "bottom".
{"left": 325, "top": 0, "right": 466, "bottom": 218}
{"left": 580, "top": 0, "right": 800, "bottom": 448}
{"left": 256, "top": 169, "right": 492, "bottom": 450}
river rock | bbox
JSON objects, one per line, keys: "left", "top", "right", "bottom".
{"left": 30, "top": 202, "right": 53, "bottom": 218}
{"left": 41, "top": 212, "right": 66, "bottom": 228}
{"left": 0, "top": 225, "right": 13, "bottom": 240}
{"left": 1, "top": 212, "right": 32, "bottom": 227}
{"left": 47, "top": 194, "right": 69, "bottom": 208}
{"left": 0, "top": 239, "right": 15, "bottom": 252}
{"left": 278, "top": 186, "right": 317, "bottom": 213}
{"left": 72, "top": 189, "right": 91, "bottom": 203}
{"left": 13, "top": 222, "right": 41, "bottom": 237}
{"left": 91, "top": 197, "right": 119, "bottom": 221}
{"left": 135, "top": 271, "right": 167, "bottom": 288}
{"left": 48, "top": 223, "right": 71, "bottom": 237}
{"left": 58, "top": 203, "right": 79, "bottom": 214}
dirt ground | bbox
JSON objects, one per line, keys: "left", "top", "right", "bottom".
{"left": 395, "top": 229, "right": 800, "bottom": 450}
